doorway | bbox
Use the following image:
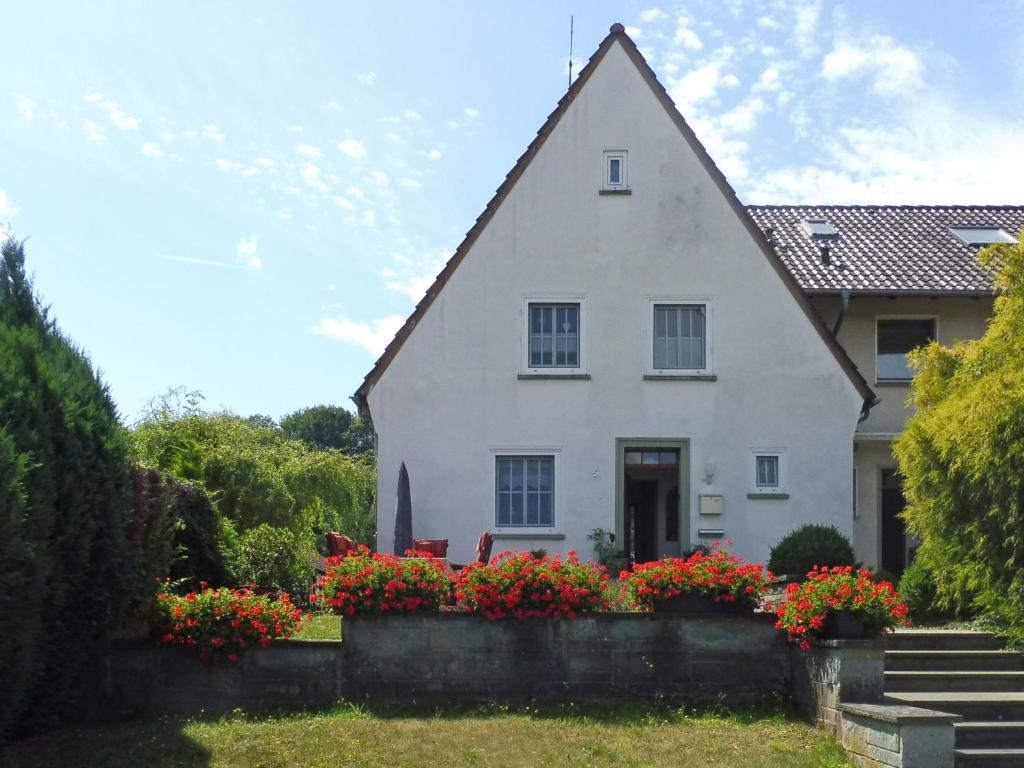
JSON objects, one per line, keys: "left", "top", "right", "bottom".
{"left": 880, "top": 468, "right": 907, "bottom": 575}
{"left": 617, "top": 440, "right": 689, "bottom": 566}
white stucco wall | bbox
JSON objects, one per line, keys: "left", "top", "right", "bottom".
{"left": 367, "top": 40, "right": 865, "bottom": 565}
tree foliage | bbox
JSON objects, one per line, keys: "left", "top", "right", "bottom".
{"left": 131, "top": 406, "right": 376, "bottom": 547}
{"left": 0, "top": 237, "right": 133, "bottom": 739}
{"left": 280, "top": 404, "right": 375, "bottom": 456}
{"left": 894, "top": 234, "right": 1024, "bottom": 643}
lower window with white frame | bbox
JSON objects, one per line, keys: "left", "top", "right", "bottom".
{"left": 751, "top": 451, "right": 785, "bottom": 493}
{"left": 495, "top": 455, "right": 554, "bottom": 527}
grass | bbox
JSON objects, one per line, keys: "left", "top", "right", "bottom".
{"left": 294, "top": 612, "right": 342, "bottom": 640}
{"left": 6, "top": 702, "right": 850, "bottom": 768}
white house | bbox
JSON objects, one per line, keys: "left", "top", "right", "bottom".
{"left": 354, "top": 24, "right": 1022, "bottom": 571}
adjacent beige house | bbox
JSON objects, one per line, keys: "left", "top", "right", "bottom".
{"left": 354, "top": 24, "right": 1022, "bottom": 572}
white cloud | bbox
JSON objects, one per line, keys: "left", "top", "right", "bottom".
{"left": 756, "top": 16, "right": 780, "bottom": 30}
{"left": 83, "top": 91, "right": 103, "bottom": 104}
{"left": 0, "top": 189, "right": 21, "bottom": 217}
{"left": 337, "top": 138, "right": 367, "bottom": 158}
{"left": 718, "top": 97, "right": 766, "bottom": 133}
{"left": 385, "top": 273, "right": 436, "bottom": 302}
{"left": 164, "top": 255, "right": 240, "bottom": 268}
{"left": 313, "top": 314, "right": 406, "bottom": 356}
{"left": 754, "top": 66, "right": 782, "bottom": 92}
{"left": 670, "top": 60, "right": 739, "bottom": 113}
{"left": 346, "top": 185, "right": 366, "bottom": 200}
{"left": 793, "top": 0, "right": 822, "bottom": 56}
{"left": 369, "top": 170, "right": 389, "bottom": 186}
{"left": 241, "top": 167, "right": 262, "bottom": 177}
{"left": 625, "top": 26, "right": 642, "bottom": 39}
{"left": 822, "top": 36, "right": 924, "bottom": 95}
{"left": 277, "top": 208, "right": 293, "bottom": 220}
{"left": 140, "top": 142, "right": 164, "bottom": 158}
{"left": 399, "top": 177, "right": 423, "bottom": 190}
{"left": 215, "top": 158, "right": 244, "bottom": 173}
{"left": 236, "top": 237, "right": 262, "bottom": 269}
{"left": 254, "top": 156, "right": 275, "bottom": 168}
{"left": 83, "top": 119, "right": 106, "bottom": 141}
{"left": 331, "top": 195, "right": 356, "bottom": 211}
{"left": 357, "top": 71, "right": 377, "bottom": 86}
{"left": 403, "top": 109, "right": 423, "bottom": 120}
{"left": 299, "top": 163, "right": 329, "bottom": 191}
{"left": 464, "top": 107, "right": 480, "bottom": 119}
{"left": 202, "top": 124, "right": 225, "bottom": 142}
{"left": 15, "top": 94, "right": 35, "bottom": 120}
{"left": 360, "top": 209, "right": 377, "bottom": 226}
{"left": 295, "top": 144, "right": 324, "bottom": 159}
{"left": 287, "top": 125, "right": 305, "bottom": 133}
{"left": 427, "top": 149, "right": 442, "bottom": 160}
{"left": 673, "top": 15, "right": 703, "bottom": 51}
{"left": 639, "top": 7, "right": 666, "bottom": 23}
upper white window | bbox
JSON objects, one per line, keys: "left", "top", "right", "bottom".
{"left": 604, "top": 150, "right": 628, "bottom": 190}
{"left": 649, "top": 300, "right": 711, "bottom": 374}
{"left": 528, "top": 303, "right": 579, "bottom": 367}
{"left": 949, "top": 226, "right": 1016, "bottom": 246}
{"left": 801, "top": 219, "right": 838, "bottom": 239}
{"left": 876, "top": 317, "right": 936, "bottom": 381}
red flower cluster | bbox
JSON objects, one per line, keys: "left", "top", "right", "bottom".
{"left": 775, "top": 565, "right": 911, "bottom": 650}
{"left": 453, "top": 550, "right": 608, "bottom": 620}
{"left": 619, "top": 547, "right": 773, "bottom": 611}
{"left": 312, "top": 544, "right": 450, "bottom": 616}
{"left": 153, "top": 582, "right": 306, "bottom": 661}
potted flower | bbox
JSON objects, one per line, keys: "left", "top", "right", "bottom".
{"left": 775, "top": 565, "right": 910, "bottom": 649}
{"left": 619, "top": 547, "right": 772, "bottom": 613}
{"left": 152, "top": 582, "right": 307, "bottom": 661}
{"left": 453, "top": 550, "right": 608, "bottom": 619}
{"left": 312, "top": 545, "right": 451, "bottom": 616}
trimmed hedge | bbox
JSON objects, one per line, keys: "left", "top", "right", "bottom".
{"left": 0, "top": 237, "right": 133, "bottom": 739}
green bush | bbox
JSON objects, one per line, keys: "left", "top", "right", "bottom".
{"left": 768, "top": 524, "right": 855, "bottom": 576}
{"left": 0, "top": 237, "right": 133, "bottom": 739}
{"left": 229, "top": 523, "right": 316, "bottom": 595}
{"left": 898, "top": 559, "right": 946, "bottom": 624}
{"left": 894, "top": 233, "right": 1024, "bottom": 644}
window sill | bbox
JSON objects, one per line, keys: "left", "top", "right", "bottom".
{"left": 746, "top": 492, "right": 790, "bottom": 500}
{"left": 492, "top": 532, "right": 566, "bottom": 541}
{"left": 874, "top": 380, "right": 911, "bottom": 387}
{"left": 518, "top": 373, "right": 591, "bottom": 380}
{"left": 598, "top": 188, "right": 632, "bottom": 195}
{"left": 643, "top": 374, "right": 717, "bottom": 381}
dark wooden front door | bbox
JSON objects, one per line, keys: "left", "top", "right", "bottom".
{"left": 631, "top": 480, "right": 658, "bottom": 565}
{"left": 881, "top": 469, "right": 907, "bottom": 576}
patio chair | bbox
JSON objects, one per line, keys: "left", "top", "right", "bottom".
{"left": 475, "top": 531, "right": 493, "bottom": 565}
{"left": 411, "top": 538, "right": 449, "bottom": 558}
{"left": 326, "top": 531, "right": 356, "bottom": 557}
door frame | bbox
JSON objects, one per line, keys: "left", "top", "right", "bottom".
{"left": 615, "top": 438, "right": 691, "bottom": 557}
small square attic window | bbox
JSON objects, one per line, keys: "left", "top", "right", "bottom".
{"left": 949, "top": 226, "right": 1016, "bottom": 246}
{"left": 801, "top": 219, "right": 837, "bottom": 239}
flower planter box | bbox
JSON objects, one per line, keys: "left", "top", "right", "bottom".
{"left": 819, "top": 610, "right": 867, "bottom": 640}
{"left": 652, "top": 593, "right": 748, "bottom": 614}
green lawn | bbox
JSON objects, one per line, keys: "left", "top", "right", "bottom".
{"left": 294, "top": 612, "right": 342, "bottom": 640}
{"left": 7, "top": 703, "right": 850, "bottom": 768}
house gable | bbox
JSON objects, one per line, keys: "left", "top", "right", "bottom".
{"left": 354, "top": 24, "right": 875, "bottom": 419}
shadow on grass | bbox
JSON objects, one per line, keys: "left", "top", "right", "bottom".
{"left": 4, "top": 718, "right": 212, "bottom": 768}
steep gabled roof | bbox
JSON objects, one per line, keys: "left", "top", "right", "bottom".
{"left": 354, "top": 24, "right": 876, "bottom": 419}
{"left": 748, "top": 205, "right": 1024, "bottom": 294}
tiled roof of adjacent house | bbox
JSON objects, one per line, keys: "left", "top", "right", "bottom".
{"left": 747, "top": 205, "right": 1024, "bottom": 294}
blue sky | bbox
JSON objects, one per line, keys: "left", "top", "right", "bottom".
{"left": 3, "top": 1, "right": 1023, "bottom": 423}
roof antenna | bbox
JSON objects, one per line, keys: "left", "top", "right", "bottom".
{"left": 568, "top": 15, "right": 575, "bottom": 89}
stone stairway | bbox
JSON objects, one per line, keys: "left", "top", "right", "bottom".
{"left": 884, "top": 630, "right": 1024, "bottom": 768}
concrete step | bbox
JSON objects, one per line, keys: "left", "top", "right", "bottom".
{"left": 956, "top": 721, "right": 1024, "bottom": 749}
{"left": 886, "top": 692, "right": 1024, "bottom": 721}
{"left": 886, "top": 650, "right": 1024, "bottom": 672}
{"left": 887, "top": 671, "right": 1024, "bottom": 693}
{"left": 955, "top": 747, "right": 1024, "bottom": 768}
{"left": 888, "top": 630, "right": 1004, "bottom": 652}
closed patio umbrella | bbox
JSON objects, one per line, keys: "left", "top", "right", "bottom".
{"left": 393, "top": 461, "right": 413, "bottom": 555}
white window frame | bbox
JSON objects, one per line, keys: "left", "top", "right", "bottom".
{"left": 874, "top": 315, "right": 938, "bottom": 384}
{"left": 521, "top": 294, "right": 587, "bottom": 376}
{"left": 490, "top": 447, "right": 561, "bottom": 532}
{"left": 646, "top": 297, "right": 713, "bottom": 376}
{"left": 603, "top": 149, "right": 628, "bottom": 190}
{"left": 750, "top": 449, "right": 786, "bottom": 494}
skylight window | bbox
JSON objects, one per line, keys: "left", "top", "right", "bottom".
{"left": 949, "top": 226, "right": 1017, "bottom": 246}
{"left": 801, "top": 219, "right": 837, "bottom": 239}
